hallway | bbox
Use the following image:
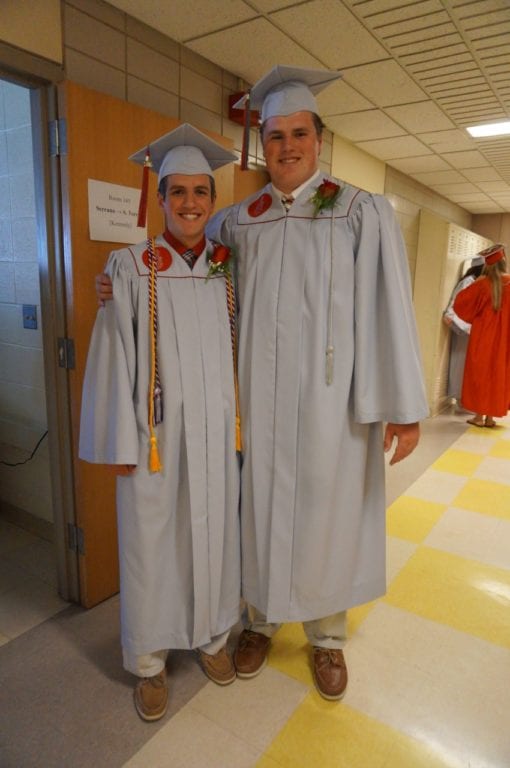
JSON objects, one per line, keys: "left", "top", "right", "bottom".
{"left": 0, "top": 410, "right": 509, "bottom": 767}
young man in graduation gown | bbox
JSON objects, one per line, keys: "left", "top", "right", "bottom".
{"left": 80, "top": 125, "right": 241, "bottom": 722}
{"left": 206, "top": 66, "right": 429, "bottom": 701}
{"left": 96, "top": 68, "right": 429, "bottom": 702}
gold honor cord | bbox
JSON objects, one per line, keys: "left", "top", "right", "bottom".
{"left": 147, "top": 237, "right": 163, "bottom": 472}
{"left": 225, "top": 272, "right": 242, "bottom": 453}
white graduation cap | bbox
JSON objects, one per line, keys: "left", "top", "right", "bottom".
{"left": 234, "top": 65, "right": 342, "bottom": 122}
{"left": 130, "top": 123, "right": 237, "bottom": 226}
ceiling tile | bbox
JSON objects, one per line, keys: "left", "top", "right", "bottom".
{"left": 385, "top": 102, "right": 455, "bottom": 132}
{"left": 186, "top": 18, "right": 322, "bottom": 84}
{"left": 356, "top": 136, "right": 433, "bottom": 160}
{"left": 317, "top": 81, "right": 373, "bottom": 115}
{"left": 440, "top": 150, "right": 491, "bottom": 168}
{"left": 388, "top": 155, "right": 453, "bottom": 174}
{"left": 269, "top": 0, "right": 388, "bottom": 68}
{"left": 342, "top": 61, "right": 427, "bottom": 107}
{"left": 103, "top": 0, "right": 257, "bottom": 41}
{"left": 476, "top": 180, "right": 510, "bottom": 192}
{"left": 430, "top": 182, "right": 480, "bottom": 194}
{"left": 412, "top": 169, "right": 468, "bottom": 184}
{"left": 416, "top": 129, "right": 475, "bottom": 153}
{"left": 461, "top": 167, "right": 503, "bottom": 182}
{"left": 325, "top": 110, "right": 406, "bottom": 142}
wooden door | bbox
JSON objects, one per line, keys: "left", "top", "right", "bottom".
{"left": 59, "top": 81, "right": 236, "bottom": 607}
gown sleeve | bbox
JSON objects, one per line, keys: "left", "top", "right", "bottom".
{"left": 351, "top": 194, "right": 429, "bottom": 424}
{"left": 453, "top": 279, "right": 484, "bottom": 324}
{"left": 78, "top": 250, "right": 139, "bottom": 465}
{"left": 443, "top": 276, "right": 473, "bottom": 334}
{"left": 206, "top": 204, "right": 239, "bottom": 248}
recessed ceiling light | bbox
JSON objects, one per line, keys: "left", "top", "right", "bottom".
{"left": 466, "top": 121, "right": 510, "bottom": 137}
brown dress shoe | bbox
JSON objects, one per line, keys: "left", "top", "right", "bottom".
{"left": 134, "top": 669, "right": 168, "bottom": 721}
{"left": 312, "top": 647, "right": 348, "bottom": 701}
{"left": 198, "top": 646, "right": 236, "bottom": 685}
{"left": 234, "top": 629, "right": 271, "bottom": 678}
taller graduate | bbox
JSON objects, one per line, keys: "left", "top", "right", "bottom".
{"left": 207, "top": 66, "right": 429, "bottom": 701}
{"left": 79, "top": 125, "right": 241, "bottom": 722}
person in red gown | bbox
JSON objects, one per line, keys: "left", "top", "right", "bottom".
{"left": 454, "top": 244, "right": 510, "bottom": 428}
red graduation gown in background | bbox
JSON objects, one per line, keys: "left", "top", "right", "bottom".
{"left": 454, "top": 275, "right": 510, "bottom": 416}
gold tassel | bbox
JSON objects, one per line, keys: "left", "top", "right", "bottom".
{"left": 149, "top": 435, "right": 162, "bottom": 472}
{"left": 137, "top": 147, "right": 152, "bottom": 228}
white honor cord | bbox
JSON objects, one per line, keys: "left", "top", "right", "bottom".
{"left": 326, "top": 210, "right": 335, "bottom": 386}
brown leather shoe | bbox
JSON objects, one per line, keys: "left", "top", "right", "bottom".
{"left": 134, "top": 669, "right": 168, "bottom": 721}
{"left": 234, "top": 629, "right": 271, "bottom": 678}
{"left": 198, "top": 646, "right": 236, "bottom": 685}
{"left": 312, "top": 647, "right": 348, "bottom": 701}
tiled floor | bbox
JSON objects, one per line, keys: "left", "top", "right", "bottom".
{"left": 1, "top": 410, "right": 509, "bottom": 767}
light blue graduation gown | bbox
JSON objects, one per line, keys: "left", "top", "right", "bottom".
{"left": 207, "top": 177, "right": 428, "bottom": 623}
{"left": 79, "top": 236, "right": 241, "bottom": 655}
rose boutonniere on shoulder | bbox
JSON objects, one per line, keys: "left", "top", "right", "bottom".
{"left": 206, "top": 242, "right": 234, "bottom": 281}
{"left": 310, "top": 178, "right": 342, "bottom": 217}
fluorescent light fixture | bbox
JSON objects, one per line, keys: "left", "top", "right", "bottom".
{"left": 466, "top": 121, "right": 510, "bottom": 138}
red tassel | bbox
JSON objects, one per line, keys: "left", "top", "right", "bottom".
{"left": 137, "top": 147, "right": 151, "bottom": 228}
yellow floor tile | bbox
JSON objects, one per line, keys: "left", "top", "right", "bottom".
{"left": 386, "top": 496, "right": 446, "bottom": 543}
{"left": 453, "top": 478, "right": 510, "bottom": 520}
{"left": 268, "top": 623, "right": 313, "bottom": 686}
{"left": 257, "top": 696, "right": 450, "bottom": 768}
{"left": 385, "top": 546, "right": 510, "bottom": 648}
{"left": 431, "top": 448, "right": 483, "bottom": 476}
{"left": 489, "top": 438, "right": 510, "bottom": 459}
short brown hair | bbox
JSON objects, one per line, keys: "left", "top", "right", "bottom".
{"left": 158, "top": 175, "right": 216, "bottom": 200}
{"left": 259, "top": 112, "right": 325, "bottom": 142}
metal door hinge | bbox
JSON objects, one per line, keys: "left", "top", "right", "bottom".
{"left": 58, "top": 337, "right": 75, "bottom": 369}
{"left": 68, "top": 523, "right": 85, "bottom": 555}
{"left": 48, "top": 118, "right": 67, "bottom": 157}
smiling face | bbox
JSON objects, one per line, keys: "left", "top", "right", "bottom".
{"left": 158, "top": 173, "right": 215, "bottom": 247}
{"left": 261, "top": 111, "right": 322, "bottom": 195}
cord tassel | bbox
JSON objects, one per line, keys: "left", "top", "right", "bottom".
{"left": 149, "top": 435, "right": 162, "bottom": 472}
{"left": 137, "top": 147, "right": 152, "bottom": 228}
{"left": 325, "top": 346, "right": 334, "bottom": 386}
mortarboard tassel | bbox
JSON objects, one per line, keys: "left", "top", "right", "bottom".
{"left": 137, "top": 147, "right": 152, "bottom": 228}
{"left": 240, "top": 93, "right": 251, "bottom": 171}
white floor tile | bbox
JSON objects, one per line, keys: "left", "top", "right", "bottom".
{"left": 404, "top": 469, "right": 467, "bottom": 504}
{"left": 122, "top": 706, "right": 262, "bottom": 768}
{"left": 345, "top": 602, "right": 510, "bottom": 768}
{"left": 424, "top": 507, "right": 510, "bottom": 570}
{"left": 386, "top": 536, "right": 417, "bottom": 583}
{"left": 190, "top": 667, "right": 309, "bottom": 753}
{"left": 452, "top": 432, "right": 498, "bottom": 454}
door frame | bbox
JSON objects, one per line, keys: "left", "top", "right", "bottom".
{"left": 0, "top": 48, "right": 79, "bottom": 602}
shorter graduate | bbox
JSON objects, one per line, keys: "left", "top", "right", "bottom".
{"left": 79, "top": 125, "right": 241, "bottom": 722}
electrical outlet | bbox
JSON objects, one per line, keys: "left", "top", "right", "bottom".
{"left": 22, "top": 304, "right": 38, "bottom": 330}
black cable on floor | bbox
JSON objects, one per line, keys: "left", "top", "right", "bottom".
{"left": 0, "top": 430, "right": 49, "bottom": 467}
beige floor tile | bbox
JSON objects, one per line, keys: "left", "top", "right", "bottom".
{"left": 404, "top": 469, "right": 468, "bottom": 504}
{"left": 0, "top": 575, "right": 69, "bottom": 639}
{"left": 189, "top": 667, "right": 309, "bottom": 753}
{"left": 0, "top": 555, "right": 33, "bottom": 595}
{"left": 451, "top": 431, "right": 498, "bottom": 454}
{"left": 0, "top": 519, "right": 39, "bottom": 556}
{"left": 473, "top": 455, "right": 510, "bottom": 486}
{"left": 424, "top": 506, "right": 510, "bottom": 569}
{"left": 386, "top": 536, "right": 417, "bottom": 583}
{"left": 3, "top": 538, "right": 58, "bottom": 587}
{"left": 123, "top": 705, "right": 262, "bottom": 768}
{"left": 344, "top": 603, "right": 510, "bottom": 768}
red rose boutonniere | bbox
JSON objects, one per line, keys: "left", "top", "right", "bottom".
{"left": 206, "top": 243, "right": 234, "bottom": 280}
{"left": 310, "top": 178, "right": 342, "bottom": 217}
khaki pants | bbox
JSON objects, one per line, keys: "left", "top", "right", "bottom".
{"left": 123, "top": 628, "right": 231, "bottom": 677}
{"left": 246, "top": 605, "right": 347, "bottom": 650}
